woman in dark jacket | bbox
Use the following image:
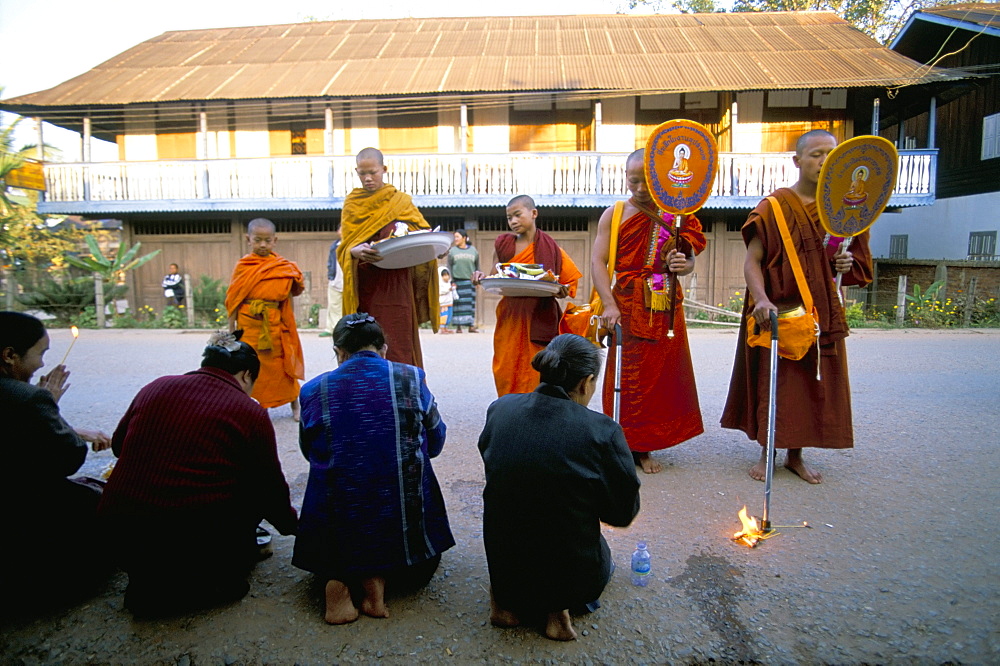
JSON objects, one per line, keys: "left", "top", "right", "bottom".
{"left": 478, "top": 333, "right": 641, "bottom": 641}
{"left": 0, "top": 312, "right": 111, "bottom": 606}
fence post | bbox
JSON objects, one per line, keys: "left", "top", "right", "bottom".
{"left": 895, "top": 275, "right": 907, "bottom": 325}
{"left": 94, "top": 273, "right": 106, "bottom": 328}
{"left": 299, "top": 270, "right": 313, "bottom": 326}
{"left": 962, "top": 277, "right": 978, "bottom": 327}
{"left": 184, "top": 273, "right": 195, "bottom": 328}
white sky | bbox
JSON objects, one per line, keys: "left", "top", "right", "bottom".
{"left": 0, "top": 0, "right": 644, "bottom": 159}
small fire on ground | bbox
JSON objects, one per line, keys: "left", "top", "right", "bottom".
{"left": 732, "top": 506, "right": 776, "bottom": 548}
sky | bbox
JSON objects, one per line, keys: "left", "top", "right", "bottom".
{"left": 0, "top": 0, "right": 642, "bottom": 159}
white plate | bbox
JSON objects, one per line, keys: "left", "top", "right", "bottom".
{"left": 372, "top": 231, "right": 454, "bottom": 270}
{"left": 479, "top": 277, "right": 562, "bottom": 297}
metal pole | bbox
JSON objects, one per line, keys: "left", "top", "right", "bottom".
{"left": 613, "top": 323, "right": 623, "bottom": 423}
{"left": 761, "top": 310, "right": 779, "bottom": 530}
{"left": 871, "top": 98, "right": 880, "bottom": 135}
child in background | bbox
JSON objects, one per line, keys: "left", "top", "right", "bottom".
{"left": 438, "top": 267, "right": 457, "bottom": 334}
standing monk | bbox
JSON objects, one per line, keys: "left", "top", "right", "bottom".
{"left": 473, "top": 195, "right": 582, "bottom": 397}
{"left": 592, "top": 150, "right": 707, "bottom": 474}
{"left": 721, "top": 130, "right": 873, "bottom": 483}
{"left": 225, "top": 218, "right": 305, "bottom": 420}
{"left": 338, "top": 148, "right": 439, "bottom": 367}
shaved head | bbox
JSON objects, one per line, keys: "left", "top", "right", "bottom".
{"left": 507, "top": 194, "right": 536, "bottom": 209}
{"left": 356, "top": 147, "right": 384, "bottom": 165}
{"left": 626, "top": 149, "right": 644, "bottom": 170}
{"left": 796, "top": 130, "right": 837, "bottom": 156}
{"left": 247, "top": 217, "right": 276, "bottom": 234}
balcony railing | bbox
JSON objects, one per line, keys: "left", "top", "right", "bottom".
{"left": 39, "top": 150, "right": 937, "bottom": 214}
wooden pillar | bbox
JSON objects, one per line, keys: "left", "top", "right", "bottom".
{"left": 460, "top": 103, "right": 468, "bottom": 194}
{"left": 82, "top": 116, "right": 92, "bottom": 201}
{"left": 928, "top": 97, "right": 937, "bottom": 148}
{"left": 35, "top": 118, "right": 44, "bottom": 159}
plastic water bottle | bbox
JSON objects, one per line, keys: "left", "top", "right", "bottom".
{"left": 631, "top": 542, "right": 651, "bottom": 587}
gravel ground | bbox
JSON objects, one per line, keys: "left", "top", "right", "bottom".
{"left": 2, "top": 326, "right": 998, "bottom": 665}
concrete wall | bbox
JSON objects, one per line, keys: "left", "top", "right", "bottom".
{"left": 871, "top": 191, "right": 1000, "bottom": 259}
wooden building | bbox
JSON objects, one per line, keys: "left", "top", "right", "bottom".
{"left": 0, "top": 12, "right": 960, "bottom": 322}
{"left": 872, "top": 2, "right": 1000, "bottom": 262}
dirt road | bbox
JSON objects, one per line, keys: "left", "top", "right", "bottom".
{"left": 3, "top": 327, "right": 998, "bottom": 664}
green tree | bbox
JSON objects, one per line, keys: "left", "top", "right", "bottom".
{"left": 624, "top": 0, "right": 987, "bottom": 43}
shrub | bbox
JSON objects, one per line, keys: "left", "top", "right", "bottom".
{"left": 17, "top": 277, "right": 126, "bottom": 324}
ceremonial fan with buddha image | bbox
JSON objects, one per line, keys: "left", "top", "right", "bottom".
{"left": 643, "top": 120, "right": 719, "bottom": 338}
{"left": 817, "top": 135, "right": 898, "bottom": 304}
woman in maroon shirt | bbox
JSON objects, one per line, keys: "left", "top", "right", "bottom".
{"left": 99, "top": 331, "right": 297, "bottom": 617}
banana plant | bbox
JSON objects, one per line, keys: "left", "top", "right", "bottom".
{"left": 64, "top": 233, "right": 161, "bottom": 283}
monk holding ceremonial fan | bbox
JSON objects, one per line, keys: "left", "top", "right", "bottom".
{"left": 722, "top": 130, "right": 883, "bottom": 483}
{"left": 592, "top": 120, "right": 714, "bottom": 474}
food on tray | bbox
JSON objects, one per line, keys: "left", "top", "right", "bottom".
{"left": 486, "top": 263, "right": 559, "bottom": 282}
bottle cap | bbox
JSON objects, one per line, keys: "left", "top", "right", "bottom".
{"left": 637, "top": 541, "right": 646, "bottom": 549}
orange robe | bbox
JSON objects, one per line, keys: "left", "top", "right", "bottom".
{"left": 601, "top": 211, "right": 706, "bottom": 452}
{"left": 225, "top": 253, "right": 305, "bottom": 408}
{"left": 338, "top": 185, "right": 439, "bottom": 367}
{"left": 492, "top": 246, "right": 581, "bottom": 397}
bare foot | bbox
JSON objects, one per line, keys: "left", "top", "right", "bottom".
{"left": 635, "top": 452, "right": 662, "bottom": 474}
{"left": 360, "top": 576, "right": 389, "bottom": 618}
{"left": 544, "top": 610, "right": 577, "bottom": 641}
{"left": 749, "top": 448, "right": 770, "bottom": 482}
{"left": 489, "top": 591, "right": 520, "bottom": 627}
{"left": 784, "top": 449, "right": 822, "bottom": 484}
{"left": 324, "top": 580, "right": 359, "bottom": 625}
{"left": 291, "top": 399, "right": 301, "bottom": 422}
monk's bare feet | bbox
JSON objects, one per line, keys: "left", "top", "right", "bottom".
{"left": 291, "top": 399, "right": 301, "bottom": 422}
{"left": 489, "top": 591, "right": 520, "bottom": 627}
{"left": 324, "top": 580, "right": 359, "bottom": 625}
{"left": 544, "top": 610, "right": 577, "bottom": 641}
{"left": 784, "top": 449, "right": 822, "bottom": 484}
{"left": 749, "top": 448, "right": 770, "bottom": 481}
{"left": 635, "top": 452, "right": 662, "bottom": 474}
{"left": 360, "top": 576, "right": 389, "bottom": 618}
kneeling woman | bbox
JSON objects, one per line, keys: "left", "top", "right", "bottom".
{"left": 99, "top": 331, "right": 298, "bottom": 616}
{"left": 293, "top": 313, "right": 454, "bottom": 624}
{"left": 478, "top": 334, "right": 641, "bottom": 640}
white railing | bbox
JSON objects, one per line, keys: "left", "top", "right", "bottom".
{"left": 42, "top": 150, "right": 937, "bottom": 205}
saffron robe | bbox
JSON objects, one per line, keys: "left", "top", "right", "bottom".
{"left": 491, "top": 242, "right": 581, "bottom": 397}
{"left": 225, "top": 253, "right": 305, "bottom": 408}
{"left": 720, "top": 188, "right": 873, "bottom": 449}
{"left": 601, "top": 210, "right": 707, "bottom": 452}
{"left": 293, "top": 351, "right": 453, "bottom": 579}
{"left": 338, "top": 185, "right": 439, "bottom": 367}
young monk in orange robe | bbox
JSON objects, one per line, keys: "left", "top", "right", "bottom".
{"left": 338, "top": 147, "right": 439, "bottom": 367}
{"left": 473, "top": 195, "right": 582, "bottom": 397}
{"left": 593, "top": 150, "right": 707, "bottom": 474}
{"left": 225, "top": 218, "right": 305, "bottom": 419}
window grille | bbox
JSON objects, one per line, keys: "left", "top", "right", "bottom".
{"left": 889, "top": 234, "right": 908, "bottom": 259}
{"left": 132, "top": 220, "right": 230, "bottom": 235}
{"left": 968, "top": 231, "right": 997, "bottom": 260}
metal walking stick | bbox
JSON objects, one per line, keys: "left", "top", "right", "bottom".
{"left": 613, "top": 323, "right": 623, "bottom": 423}
{"left": 761, "top": 310, "right": 779, "bottom": 533}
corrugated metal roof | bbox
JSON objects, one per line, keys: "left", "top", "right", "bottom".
{"left": 2, "top": 11, "right": 962, "bottom": 110}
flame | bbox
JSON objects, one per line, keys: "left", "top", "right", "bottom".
{"left": 70, "top": 325, "right": 80, "bottom": 339}
{"left": 732, "top": 505, "right": 776, "bottom": 548}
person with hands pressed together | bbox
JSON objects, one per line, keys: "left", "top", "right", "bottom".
{"left": 721, "top": 129, "right": 873, "bottom": 484}
{"left": 592, "top": 150, "right": 707, "bottom": 474}
{"left": 0, "top": 312, "right": 112, "bottom": 607}
{"left": 225, "top": 217, "right": 306, "bottom": 420}
{"left": 338, "top": 147, "right": 440, "bottom": 367}
{"left": 471, "top": 195, "right": 582, "bottom": 397}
